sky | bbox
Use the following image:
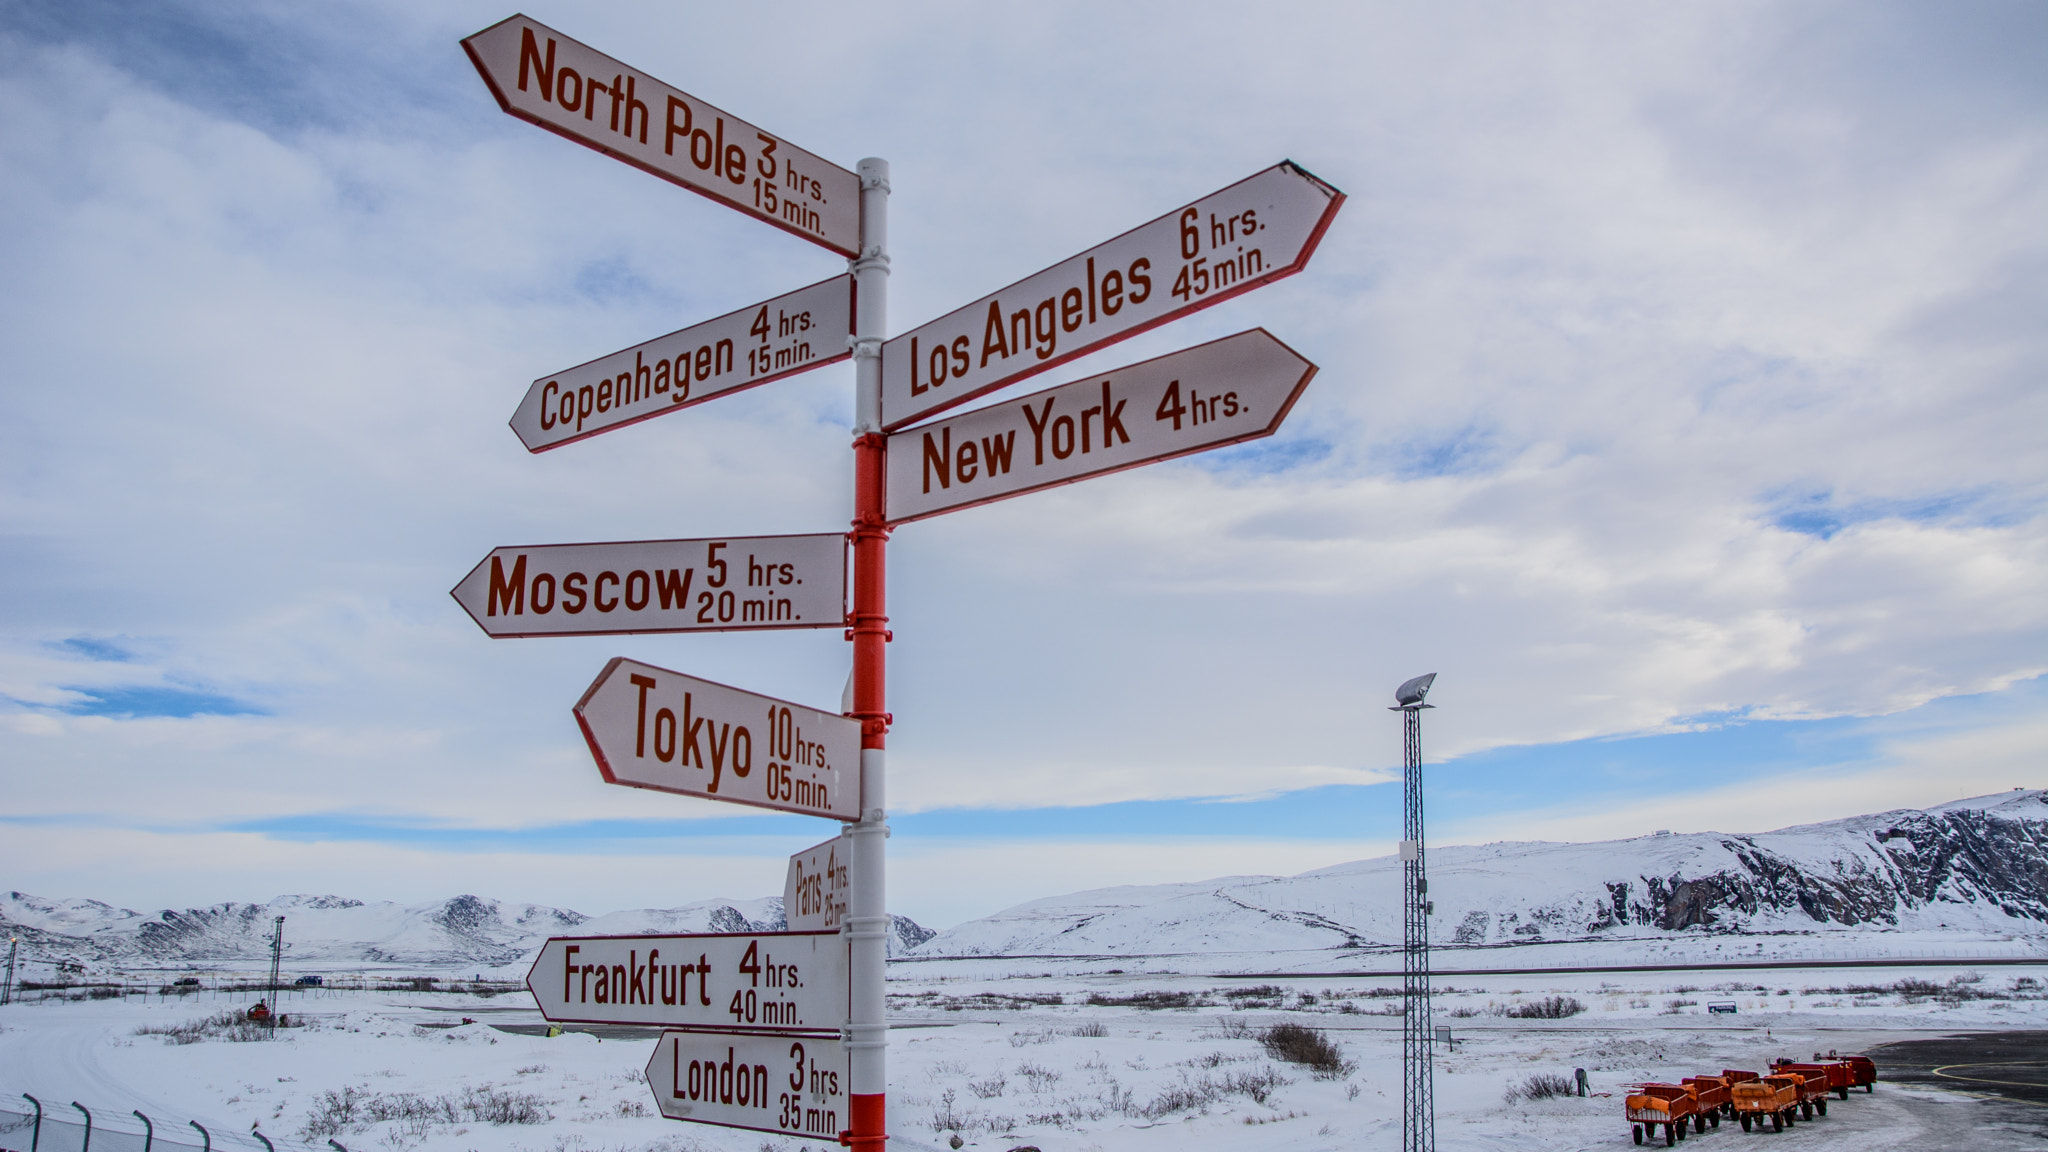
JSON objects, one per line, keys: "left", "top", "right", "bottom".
{"left": 1, "top": 0, "right": 2043, "bottom": 930}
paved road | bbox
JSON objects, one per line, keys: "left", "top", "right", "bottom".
{"left": 1850, "top": 1031, "right": 2048, "bottom": 1147}
{"left": 1869, "top": 1029, "right": 2048, "bottom": 1107}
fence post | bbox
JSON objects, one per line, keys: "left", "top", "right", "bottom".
{"left": 20, "top": 1094, "right": 39, "bottom": 1152}
{"left": 70, "top": 1102, "right": 90, "bottom": 1152}
{"left": 252, "top": 1132, "right": 273, "bottom": 1152}
{"left": 189, "top": 1121, "right": 209, "bottom": 1152}
{"left": 133, "top": 1111, "right": 153, "bottom": 1152}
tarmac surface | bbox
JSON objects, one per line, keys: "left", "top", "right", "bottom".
{"left": 1866, "top": 1030, "right": 2048, "bottom": 1144}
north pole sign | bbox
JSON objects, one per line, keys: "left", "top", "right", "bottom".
{"left": 884, "top": 329, "right": 1316, "bottom": 523}
{"left": 462, "top": 15, "right": 860, "bottom": 255}
{"left": 510, "top": 276, "right": 852, "bottom": 452}
{"left": 451, "top": 534, "right": 844, "bottom": 637}
{"left": 527, "top": 931, "right": 845, "bottom": 1032}
{"left": 645, "top": 1030, "right": 847, "bottom": 1137}
{"left": 879, "top": 162, "right": 1341, "bottom": 430}
{"left": 575, "top": 657, "right": 861, "bottom": 819}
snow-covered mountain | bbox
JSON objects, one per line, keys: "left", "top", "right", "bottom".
{"left": 913, "top": 789, "right": 2048, "bottom": 960}
{"left": 0, "top": 892, "right": 934, "bottom": 970}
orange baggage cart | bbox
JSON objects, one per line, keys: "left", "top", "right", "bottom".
{"left": 1682, "top": 1076, "right": 1730, "bottom": 1129}
{"left": 1731, "top": 1075, "right": 1800, "bottom": 1132}
{"left": 1773, "top": 1060, "right": 1852, "bottom": 1106}
{"left": 1626, "top": 1083, "right": 1698, "bottom": 1146}
{"left": 1773, "top": 1066, "right": 1831, "bottom": 1119}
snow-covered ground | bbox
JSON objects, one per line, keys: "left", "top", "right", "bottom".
{"left": 3, "top": 963, "right": 2042, "bottom": 1152}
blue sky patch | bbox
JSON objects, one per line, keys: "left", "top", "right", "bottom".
{"left": 60, "top": 685, "right": 266, "bottom": 719}
{"left": 54, "top": 636, "right": 134, "bottom": 662}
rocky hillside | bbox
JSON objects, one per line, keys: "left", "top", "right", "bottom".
{"left": 913, "top": 790, "right": 2048, "bottom": 958}
{"left": 0, "top": 892, "right": 933, "bottom": 970}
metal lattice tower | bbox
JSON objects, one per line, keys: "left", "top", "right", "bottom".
{"left": 265, "top": 916, "right": 286, "bottom": 1034}
{"left": 1393, "top": 673, "right": 1437, "bottom": 1152}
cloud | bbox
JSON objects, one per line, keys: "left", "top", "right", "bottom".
{"left": 0, "top": 0, "right": 2042, "bottom": 919}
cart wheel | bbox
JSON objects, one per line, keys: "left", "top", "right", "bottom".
{"left": 1676, "top": 1118, "right": 1686, "bottom": 1141}
{"left": 1695, "top": 1113, "right": 1707, "bottom": 1133}
{"left": 1740, "top": 1114, "right": 1751, "bottom": 1132}
{"left": 1801, "top": 1101, "right": 1812, "bottom": 1120}
{"left": 1709, "top": 1112, "right": 1720, "bottom": 1128}
{"left": 1836, "top": 1087, "right": 1847, "bottom": 1100}
{"left": 1772, "top": 1112, "right": 1783, "bottom": 1132}
{"left": 1817, "top": 1098, "right": 1826, "bottom": 1117}
{"left": 1634, "top": 1124, "right": 1644, "bottom": 1145}
{"left": 1865, "top": 1083, "right": 1873, "bottom": 1093}
{"left": 1665, "top": 1122, "right": 1677, "bottom": 1146}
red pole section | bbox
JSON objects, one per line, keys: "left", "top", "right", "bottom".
{"left": 850, "top": 431, "right": 890, "bottom": 746}
{"left": 841, "top": 156, "right": 890, "bottom": 1152}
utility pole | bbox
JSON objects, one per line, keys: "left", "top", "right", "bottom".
{"left": 1393, "top": 673, "right": 1437, "bottom": 1152}
{"left": 264, "top": 916, "right": 286, "bottom": 1033}
{"left": 1, "top": 936, "right": 16, "bottom": 1005}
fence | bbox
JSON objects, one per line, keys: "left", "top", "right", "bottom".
{"left": 5, "top": 979, "right": 525, "bottom": 1008}
{"left": 0, "top": 1100, "right": 340, "bottom": 1152}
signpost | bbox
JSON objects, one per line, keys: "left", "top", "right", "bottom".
{"left": 459, "top": 15, "right": 1344, "bottom": 1145}
{"left": 451, "top": 534, "right": 844, "bottom": 638}
{"left": 574, "top": 657, "right": 862, "bottom": 821}
{"left": 645, "top": 1030, "right": 847, "bottom": 1138}
{"left": 462, "top": 15, "right": 860, "bottom": 256}
{"left": 510, "top": 276, "right": 852, "bottom": 452}
{"left": 884, "top": 329, "right": 1317, "bottom": 524}
{"left": 783, "top": 835, "right": 850, "bottom": 933}
{"left": 526, "top": 931, "right": 845, "bottom": 1033}
{"left": 879, "top": 162, "right": 1342, "bottom": 430}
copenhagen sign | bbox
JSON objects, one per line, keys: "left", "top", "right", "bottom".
{"left": 510, "top": 276, "right": 852, "bottom": 452}
{"left": 451, "top": 534, "right": 844, "bottom": 637}
{"left": 527, "top": 931, "right": 844, "bottom": 1033}
{"left": 884, "top": 329, "right": 1317, "bottom": 523}
{"left": 575, "top": 657, "right": 861, "bottom": 820}
{"left": 463, "top": 15, "right": 860, "bottom": 256}
{"left": 879, "top": 162, "right": 1342, "bottom": 430}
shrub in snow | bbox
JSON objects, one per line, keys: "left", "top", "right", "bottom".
{"left": 1258, "top": 1023, "right": 1354, "bottom": 1078}
{"left": 1501, "top": 995, "right": 1585, "bottom": 1019}
{"left": 1503, "top": 1073, "right": 1576, "bottom": 1104}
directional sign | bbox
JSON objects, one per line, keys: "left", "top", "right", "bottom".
{"left": 783, "top": 835, "right": 849, "bottom": 933}
{"left": 879, "top": 162, "right": 1341, "bottom": 430}
{"left": 511, "top": 276, "right": 852, "bottom": 452}
{"left": 463, "top": 15, "right": 860, "bottom": 256}
{"left": 452, "top": 534, "right": 844, "bottom": 638}
{"left": 646, "top": 1030, "right": 846, "bottom": 1137}
{"left": 575, "top": 657, "right": 861, "bottom": 819}
{"left": 527, "top": 931, "right": 844, "bottom": 1032}
{"left": 885, "top": 329, "right": 1316, "bottom": 524}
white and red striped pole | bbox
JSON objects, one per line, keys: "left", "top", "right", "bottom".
{"left": 843, "top": 156, "right": 891, "bottom": 1151}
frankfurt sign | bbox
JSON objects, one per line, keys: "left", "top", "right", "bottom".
{"left": 463, "top": 15, "right": 860, "bottom": 255}
{"left": 884, "top": 329, "right": 1316, "bottom": 524}
{"left": 879, "top": 162, "right": 1341, "bottom": 429}
{"left": 451, "top": 534, "right": 844, "bottom": 637}
{"left": 575, "top": 657, "right": 861, "bottom": 819}
{"left": 527, "top": 931, "right": 844, "bottom": 1032}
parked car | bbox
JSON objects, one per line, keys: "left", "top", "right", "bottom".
{"left": 294, "top": 975, "right": 323, "bottom": 986}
